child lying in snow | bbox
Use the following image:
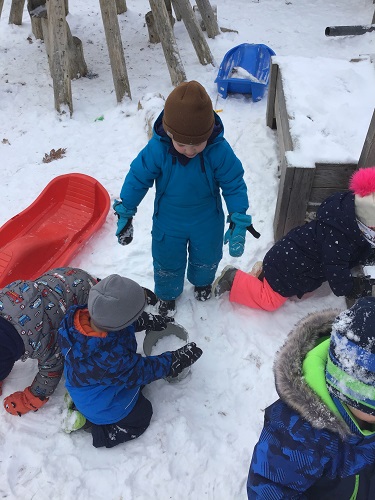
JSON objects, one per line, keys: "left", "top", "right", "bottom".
{"left": 213, "top": 167, "right": 375, "bottom": 311}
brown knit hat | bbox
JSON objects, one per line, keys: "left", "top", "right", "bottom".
{"left": 162, "top": 81, "right": 214, "bottom": 145}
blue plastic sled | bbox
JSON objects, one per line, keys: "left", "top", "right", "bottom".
{"left": 215, "top": 43, "right": 276, "bottom": 101}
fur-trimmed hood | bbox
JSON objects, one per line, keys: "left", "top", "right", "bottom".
{"left": 274, "top": 308, "right": 352, "bottom": 439}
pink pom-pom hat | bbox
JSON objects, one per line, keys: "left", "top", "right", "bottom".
{"left": 350, "top": 167, "right": 375, "bottom": 227}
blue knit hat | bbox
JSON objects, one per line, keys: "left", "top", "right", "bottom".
{"left": 0, "top": 316, "right": 25, "bottom": 381}
{"left": 326, "top": 297, "right": 375, "bottom": 415}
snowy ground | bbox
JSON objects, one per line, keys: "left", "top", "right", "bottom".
{"left": 0, "top": 1, "right": 374, "bottom": 498}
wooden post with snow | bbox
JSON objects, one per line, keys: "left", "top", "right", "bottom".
{"left": 172, "top": 0, "right": 214, "bottom": 65}
{"left": 9, "top": 0, "right": 26, "bottom": 25}
{"left": 99, "top": 0, "right": 131, "bottom": 102}
{"left": 46, "top": 0, "right": 72, "bottom": 115}
{"left": 358, "top": 109, "right": 375, "bottom": 169}
{"left": 149, "top": 0, "right": 186, "bottom": 86}
{"left": 195, "top": 0, "right": 220, "bottom": 38}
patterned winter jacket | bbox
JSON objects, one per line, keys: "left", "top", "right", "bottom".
{"left": 247, "top": 310, "right": 375, "bottom": 499}
{"left": 119, "top": 111, "right": 249, "bottom": 219}
{"left": 58, "top": 305, "right": 173, "bottom": 425}
{"left": 0, "top": 268, "right": 96, "bottom": 398}
{"left": 263, "top": 192, "right": 373, "bottom": 298}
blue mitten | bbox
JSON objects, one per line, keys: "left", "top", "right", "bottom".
{"left": 113, "top": 200, "right": 137, "bottom": 245}
{"left": 224, "top": 213, "right": 260, "bottom": 257}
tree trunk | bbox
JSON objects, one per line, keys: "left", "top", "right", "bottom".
{"left": 99, "top": 0, "right": 131, "bottom": 102}
{"left": 0, "top": 0, "right": 4, "bottom": 19}
{"left": 172, "top": 0, "right": 214, "bottom": 65}
{"left": 9, "top": 0, "right": 26, "bottom": 25}
{"left": 195, "top": 0, "right": 220, "bottom": 38}
{"left": 46, "top": 0, "right": 72, "bottom": 115}
{"left": 149, "top": 0, "right": 186, "bottom": 86}
{"left": 116, "top": 0, "right": 127, "bottom": 14}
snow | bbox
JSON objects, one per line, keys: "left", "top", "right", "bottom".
{"left": 0, "top": 0, "right": 374, "bottom": 498}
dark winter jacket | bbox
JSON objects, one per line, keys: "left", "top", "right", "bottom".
{"left": 0, "top": 267, "right": 96, "bottom": 398}
{"left": 119, "top": 111, "right": 249, "bottom": 221}
{"left": 263, "top": 192, "right": 373, "bottom": 298}
{"left": 58, "top": 305, "right": 173, "bottom": 425}
{"left": 247, "top": 310, "right": 375, "bottom": 499}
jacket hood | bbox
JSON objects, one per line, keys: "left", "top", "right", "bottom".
{"left": 274, "top": 308, "right": 352, "bottom": 438}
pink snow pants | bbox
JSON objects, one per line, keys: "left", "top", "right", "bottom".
{"left": 229, "top": 270, "right": 288, "bottom": 311}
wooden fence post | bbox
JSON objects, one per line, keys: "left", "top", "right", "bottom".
{"left": 0, "top": 0, "right": 4, "bottom": 19}
{"left": 28, "top": 0, "right": 46, "bottom": 39}
{"left": 99, "top": 0, "right": 131, "bottom": 102}
{"left": 116, "top": 0, "right": 127, "bottom": 14}
{"left": 195, "top": 0, "right": 220, "bottom": 38}
{"left": 171, "top": 0, "right": 181, "bottom": 21}
{"left": 9, "top": 0, "right": 26, "bottom": 25}
{"left": 172, "top": 0, "right": 214, "bottom": 65}
{"left": 358, "top": 109, "right": 375, "bottom": 169}
{"left": 46, "top": 0, "right": 73, "bottom": 115}
{"left": 149, "top": 0, "right": 186, "bottom": 86}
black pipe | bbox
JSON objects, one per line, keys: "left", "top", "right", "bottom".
{"left": 325, "top": 24, "right": 375, "bottom": 37}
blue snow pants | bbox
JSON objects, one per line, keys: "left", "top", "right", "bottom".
{"left": 152, "top": 206, "right": 225, "bottom": 301}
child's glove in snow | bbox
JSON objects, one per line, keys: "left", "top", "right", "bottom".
{"left": 168, "top": 343, "right": 202, "bottom": 378}
{"left": 4, "top": 387, "right": 48, "bottom": 416}
{"left": 135, "top": 312, "right": 174, "bottom": 333}
{"left": 113, "top": 200, "right": 136, "bottom": 246}
{"left": 224, "top": 213, "right": 260, "bottom": 257}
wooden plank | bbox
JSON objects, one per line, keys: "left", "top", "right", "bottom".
{"left": 312, "top": 163, "right": 357, "bottom": 188}
{"left": 358, "top": 109, "right": 375, "bottom": 168}
{"left": 283, "top": 165, "right": 315, "bottom": 236}
{"left": 273, "top": 156, "right": 294, "bottom": 240}
{"left": 275, "top": 69, "right": 293, "bottom": 153}
{"left": 309, "top": 187, "right": 349, "bottom": 205}
{"left": 266, "top": 62, "right": 278, "bottom": 129}
{"left": 0, "top": 0, "right": 4, "bottom": 19}
{"left": 99, "top": 0, "right": 131, "bottom": 102}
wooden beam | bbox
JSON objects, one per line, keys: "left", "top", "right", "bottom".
{"left": 171, "top": 0, "right": 181, "bottom": 21}
{"left": 0, "top": 0, "right": 4, "bottom": 19}
{"left": 358, "top": 109, "right": 375, "bottom": 168}
{"left": 195, "top": 0, "right": 220, "bottom": 38}
{"left": 116, "top": 0, "right": 127, "bottom": 14}
{"left": 9, "top": 0, "right": 26, "bottom": 25}
{"left": 46, "top": 0, "right": 72, "bottom": 115}
{"left": 149, "top": 0, "right": 186, "bottom": 86}
{"left": 266, "top": 62, "right": 278, "bottom": 129}
{"left": 99, "top": 0, "right": 131, "bottom": 102}
{"left": 172, "top": 0, "right": 214, "bottom": 65}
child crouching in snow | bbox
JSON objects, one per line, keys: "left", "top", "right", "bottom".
{"left": 247, "top": 297, "right": 375, "bottom": 499}
{"left": 213, "top": 167, "right": 375, "bottom": 311}
{"left": 58, "top": 274, "right": 202, "bottom": 449}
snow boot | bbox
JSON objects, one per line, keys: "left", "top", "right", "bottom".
{"left": 212, "top": 266, "right": 238, "bottom": 298}
{"left": 62, "top": 392, "right": 91, "bottom": 433}
{"left": 158, "top": 299, "right": 176, "bottom": 317}
{"left": 194, "top": 285, "right": 212, "bottom": 301}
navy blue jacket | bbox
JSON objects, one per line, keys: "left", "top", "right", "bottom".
{"left": 58, "top": 306, "right": 173, "bottom": 425}
{"left": 247, "top": 310, "right": 375, "bottom": 499}
{"left": 263, "top": 192, "right": 373, "bottom": 298}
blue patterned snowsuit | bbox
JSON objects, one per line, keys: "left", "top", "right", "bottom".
{"left": 119, "top": 111, "right": 249, "bottom": 300}
{"left": 58, "top": 305, "right": 174, "bottom": 446}
{"left": 247, "top": 310, "right": 375, "bottom": 499}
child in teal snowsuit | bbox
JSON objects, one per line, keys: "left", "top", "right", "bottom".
{"left": 114, "top": 81, "right": 254, "bottom": 316}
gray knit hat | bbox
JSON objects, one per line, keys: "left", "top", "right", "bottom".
{"left": 88, "top": 274, "right": 146, "bottom": 331}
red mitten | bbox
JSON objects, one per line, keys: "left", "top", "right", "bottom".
{"left": 4, "top": 387, "right": 48, "bottom": 416}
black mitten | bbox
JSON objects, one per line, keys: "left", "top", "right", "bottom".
{"left": 347, "top": 276, "right": 373, "bottom": 299}
{"left": 143, "top": 287, "right": 158, "bottom": 306}
{"left": 168, "top": 343, "right": 203, "bottom": 378}
{"left": 117, "top": 218, "right": 133, "bottom": 245}
{"left": 135, "top": 312, "right": 174, "bottom": 332}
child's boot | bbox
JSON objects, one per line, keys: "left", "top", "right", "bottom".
{"left": 194, "top": 285, "right": 212, "bottom": 301}
{"left": 158, "top": 299, "right": 176, "bottom": 317}
{"left": 212, "top": 266, "right": 238, "bottom": 297}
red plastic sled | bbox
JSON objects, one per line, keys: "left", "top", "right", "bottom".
{"left": 0, "top": 173, "right": 110, "bottom": 287}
